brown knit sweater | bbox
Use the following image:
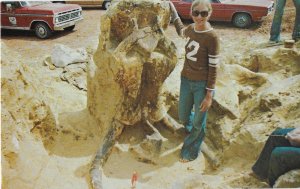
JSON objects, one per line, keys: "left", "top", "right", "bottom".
{"left": 174, "top": 19, "right": 220, "bottom": 90}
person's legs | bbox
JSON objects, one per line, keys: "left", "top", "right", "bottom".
{"left": 180, "top": 80, "right": 207, "bottom": 161}
{"left": 185, "top": 111, "right": 195, "bottom": 133}
{"left": 179, "top": 77, "right": 194, "bottom": 133}
{"left": 252, "top": 128, "right": 294, "bottom": 179}
{"left": 293, "top": 0, "right": 300, "bottom": 41}
{"left": 270, "top": 0, "right": 287, "bottom": 42}
{"left": 268, "top": 147, "right": 300, "bottom": 186}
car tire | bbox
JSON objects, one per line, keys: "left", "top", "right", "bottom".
{"left": 103, "top": 1, "right": 111, "bottom": 10}
{"left": 34, "top": 22, "right": 52, "bottom": 39}
{"left": 233, "top": 13, "right": 252, "bottom": 28}
{"left": 52, "top": 1, "right": 65, "bottom": 3}
{"left": 64, "top": 25, "right": 75, "bottom": 31}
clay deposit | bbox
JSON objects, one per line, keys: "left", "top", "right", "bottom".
{"left": 1, "top": 0, "right": 300, "bottom": 189}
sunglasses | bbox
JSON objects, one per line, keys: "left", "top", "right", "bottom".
{"left": 192, "top": 10, "right": 209, "bottom": 17}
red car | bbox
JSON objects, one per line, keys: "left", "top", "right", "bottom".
{"left": 1, "top": 1, "right": 83, "bottom": 39}
{"left": 171, "top": 0, "right": 274, "bottom": 28}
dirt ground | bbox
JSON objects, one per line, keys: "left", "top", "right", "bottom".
{"left": 1, "top": 2, "right": 298, "bottom": 189}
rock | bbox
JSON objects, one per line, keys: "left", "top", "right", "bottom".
{"left": 129, "top": 132, "right": 163, "bottom": 165}
{"left": 259, "top": 94, "right": 282, "bottom": 112}
{"left": 87, "top": 1, "right": 177, "bottom": 187}
{"left": 274, "top": 169, "right": 300, "bottom": 188}
{"left": 259, "top": 75, "right": 300, "bottom": 115}
{"left": 60, "top": 63, "right": 87, "bottom": 91}
{"left": 238, "top": 86, "right": 254, "bottom": 103}
{"left": 247, "top": 49, "right": 274, "bottom": 72}
{"left": 129, "top": 136, "right": 136, "bottom": 142}
{"left": 250, "top": 48, "right": 300, "bottom": 76}
{"left": 267, "top": 112, "right": 273, "bottom": 118}
{"left": 213, "top": 62, "right": 268, "bottom": 119}
{"left": 223, "top": 123, "right": 268, "bottom": 160}
{"left": 44, "top": 56, "right": 56, "bottom": 70}
{"left": 1, "top": 107, "right": 20, "bottom": 155}
{"left": 130, "top": 144, "right": 157, "bottom": 165}
{"left": 87, "top": 0, "right": 176, "bottom": 139}
{"left": 296, "top": 41, "right": 300, "bottom": 48}
{"left": 216, "top": 72, "right": 300, "bottom": 161}
{"left": 114, "top": 142, "right": 130, "bottom": 152}
{"left": 140, "top": 133, "right": 163, "bottom": 155}
{"left": 284, "top": 39, "right": 295, "bottom": 49}
{"left": 1, "top": 43, "right": 57, "bottom": 189}
{"left": 51, "top": 44, "right": 88, "bottom": 68}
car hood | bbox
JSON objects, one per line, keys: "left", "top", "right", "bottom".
{"left": 26, "top": 3, "right": 81, "bottom": 14}
{"left": 222, "top": 0, "right": 273, "bottom": 7}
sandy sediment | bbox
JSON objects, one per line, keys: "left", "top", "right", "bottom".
{"left": 1, "top": 0, "right": 300, "bottom": 188}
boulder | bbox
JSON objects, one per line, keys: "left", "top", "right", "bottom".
{"left": 51, "top": 44, "right": 88, "bottom": 68}
{"left": 87, "top": 0, "right": 176, "bottom": 139}
{"left": 60, "top": 63, "right": 87, "bottom": 91}
{"left": 1, "top": 42, "right": 57, "bottom": 189}
{"left": 205, "top": 46, "right": 300, "bottom": 157}
{"left": 250, "top": 48, "right": 300, "bottom": 76}
{"left": 87, "top": 1, "right": 178, "bottom": 188}
{"left": 274, "top": 169, "right": 300, "bottom": 188}
{"left": 259, "top": 94, "right": 282, "bottom": 112}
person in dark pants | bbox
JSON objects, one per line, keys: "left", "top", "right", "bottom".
{"left": 269, "top": 0, "right": 300, "bottom": 43}
{"left": 252, "top": 127, "right": 300, "bottom": 186}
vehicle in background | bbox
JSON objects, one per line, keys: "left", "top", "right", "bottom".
{"left": 53, "top": 0, "right": 112, "bottom": 10}
{"left": 1, "top": 1, "right": 83, "bottom": 39}
{"left": 171, "top": 0, "right": 274, "bottom": 28}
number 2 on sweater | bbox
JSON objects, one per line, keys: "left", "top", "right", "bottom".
{"left": 186, "top": 40, "right": 200, "bottom": 62}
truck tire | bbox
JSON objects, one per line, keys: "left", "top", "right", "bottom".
{"left": 103, "top": 1, "right": 111, "bottom": 10}
{"left": 64, "top": 25, "right": 75, "bottom": 31}
{"left": 233, "top": 13, "right": 252, "bottom": 28}
{"left": 52, "top": 1, "right": 65, "bottom": 3}
{"left": 34, "top": 22, "right": 52, "bottom": 39}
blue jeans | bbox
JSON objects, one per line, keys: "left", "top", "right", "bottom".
{"left": 270, "top": 0, "right": 300, "bottom": 42}
{"left": 179, "top": 77, "right": 208, "bottom": 160}
{"left": 252, "top": 128, "right": 300, "bottom": 186}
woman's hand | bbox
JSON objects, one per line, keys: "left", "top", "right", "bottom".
{"left": 290, "top": 127, "right": 300, "bottom": 135}
{"left": 200, "top": 91, "right": 213, "bottom": 112}
{"left": 286, "top": 132, "right": 300, "bottom": 147}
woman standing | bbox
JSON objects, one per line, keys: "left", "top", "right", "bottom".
{"left": 169, "top": 0, "right": 220, "bottom": 162}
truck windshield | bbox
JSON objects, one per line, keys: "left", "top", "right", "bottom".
{"left": 20, "top": 1, "right": 51, "bottom": 7}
